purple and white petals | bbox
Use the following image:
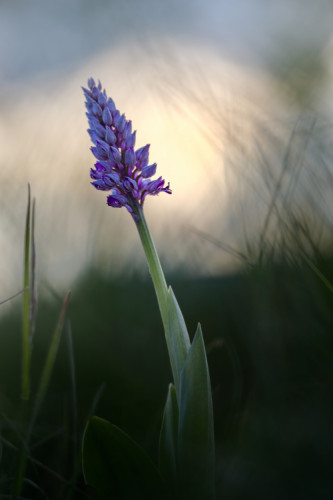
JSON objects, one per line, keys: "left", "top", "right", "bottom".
{"left": 84, "top": 78, "right": 171, "bottom": 217}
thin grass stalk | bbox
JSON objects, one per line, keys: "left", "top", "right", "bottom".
{"left": 65, "top": 320, "right": 79, "bottom": 500}
{"left": 0, "top": 289, "right": 26, "bottom": 306}
{"left": 302, "top": 253, "right": 333, "bottom": 293}
{"left": 22, "top": 185, "right": 31, "bottom": 401}
{"left": 30, "top": 198, "right": 37, "bottom": 342}
{"left": 13, "top": 291, "right": 71, "bottom": 498}
{"left": 258, "top": 125, "right": 298, "bottom": 262}
{"left": 66, "top": 320, "right": 78, "bottom": 468}
{"left": 28, "top": 291, "right": 71, "bottom": 437}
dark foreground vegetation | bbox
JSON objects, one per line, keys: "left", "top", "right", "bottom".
{"left": 1, "top": 253, "right": 332, "bottom": 499}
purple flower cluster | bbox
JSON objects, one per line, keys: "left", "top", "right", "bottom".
{"left": 83, "top": 78, "right": 171, "bottom": 219}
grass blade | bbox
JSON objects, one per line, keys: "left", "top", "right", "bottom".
{"left": 302, "top": 252, "right": 333, "bottom": 293}
{"left": 30, "top": 198, "right": 37, "bottom": 341}
{"left": 22, "top": 185, "right": 31, "bottom": 400}
{"left": 13, "top": 291, "right": 71, "bottom": 497}
{"left": 28, "top": 291, "right": 71, "bottom": 435}
{"left": 0, "top": 289, "right": 26, "bottom": 306}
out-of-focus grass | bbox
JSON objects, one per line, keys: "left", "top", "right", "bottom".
{"left": 1, "top": 17, "right": 332, "bottom": 296}
{"left": 0, "top": 250, "right": 332, "bottom": 498}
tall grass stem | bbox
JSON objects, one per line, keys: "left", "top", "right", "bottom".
{"left": 22, "top": 184, "right": 32, "bottom": 400}
{"left": 13, "top": 291, "right": 71, "bottom": 498}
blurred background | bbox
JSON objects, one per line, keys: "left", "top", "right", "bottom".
{"left": 1, "top": 0, "right": 333, "bottom": 499}
{"left": 0, "top": 0, "right": 332, "bottom": 293}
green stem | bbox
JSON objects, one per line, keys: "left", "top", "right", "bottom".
{"left": 135, "top": 205, "right": 192, "bottom": 400}
{"left": 134, "top": 205, "right": 169, "bottom": 332}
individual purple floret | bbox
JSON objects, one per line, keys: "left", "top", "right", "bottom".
{"left": 83, "top": 78, "right": 171, "bottom": 220}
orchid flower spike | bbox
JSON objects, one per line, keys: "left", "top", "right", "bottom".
{"left": 83, "top": 78, "right": 171, "bottom": 221}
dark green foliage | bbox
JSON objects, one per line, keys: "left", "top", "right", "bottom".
{"left": 0, "top": 255, "right": 333, "bottom": 498}
{"left": 82, "top": 416, "right": 164, "bottom": 499}
{"left": 159, "top": 384, "right": 178, "bottom": 491}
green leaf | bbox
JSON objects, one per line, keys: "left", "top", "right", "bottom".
{"left": 178, "top": 324, "right": 215, "bottom": 500}
{"left": 166, "top": 287, "right": 191, "bottom": 398}
{"left": 82, "top": 416, "right": 164, "bottom": 499}
{"left": 159, "top": 383, "right": 179, "bottom": 488}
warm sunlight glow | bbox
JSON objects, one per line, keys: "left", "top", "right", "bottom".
{"left": 1, "top": 37, "right": 331, "bottom": 297}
